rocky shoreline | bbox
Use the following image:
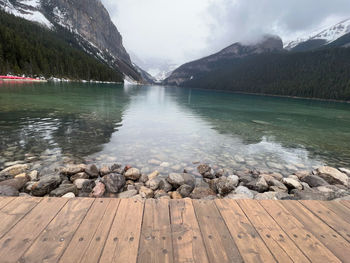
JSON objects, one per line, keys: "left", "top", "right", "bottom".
{"left": 0, "top": 161, "right": 349, "bottom": 201}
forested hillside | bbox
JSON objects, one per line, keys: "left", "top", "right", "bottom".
{"left": 0, "top": 10, "right": 123, "bottom": 82}
{"left": 169, "top": 47, "right": 350, "bottom": 101}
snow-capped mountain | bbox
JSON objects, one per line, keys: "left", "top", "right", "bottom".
{"left": 0, "top": 0, "right": 148, "bottom": 83}
{"left": 285, "top": 18, "right": 350, "bottom": 50}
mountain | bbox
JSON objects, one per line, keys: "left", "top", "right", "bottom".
{"left": 0, "top": 0, "right": 147, "bottom": 83}
{"left": 164, "top": 34, "right": 350, "bottom": 101}
{"left": 0, "top": 9, "right": 124, "bottom": 81}
{"left": 285, "top": 18, "right": 350, "bottom": 51}
{"left": 164, "top": 35, "right": 284, "bottom": 86}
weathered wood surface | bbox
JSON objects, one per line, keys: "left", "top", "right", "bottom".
{"left": 0, "top": 197, "right": 349, "bottom": 262}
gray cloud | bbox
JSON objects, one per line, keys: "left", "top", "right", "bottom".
{"left": 102, "top": 0, "right": 350, "bottom": 74}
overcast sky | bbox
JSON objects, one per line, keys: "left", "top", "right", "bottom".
{"left": 102, "top": 0, "right": 350, "bottom": 73}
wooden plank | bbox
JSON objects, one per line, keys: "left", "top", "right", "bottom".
{"left": 237, "top": 199, "right": 309, "bottom": 263}
{"left": 301, "top": 200, "right": 350, "bottom": 243}
{"left": 260, "top": 200, "right": 341, "bottom": 262}
{"left": 321, "top": 201, "right": 350, "bottom": 225}
{"left": 79, "top": 199, "right": 120, "bottom": 263}
{"left": 283, "top": 200, "right": 350, "bottom": 263}
{"left": 215, "top": 199, "right": 276, "bottom": 263}
{"left": 0, "top": 197, "right": 68, "bottom": 263}
{"left": 0, "top": 197, "right": 15, "bottom": 210}
{"left": 193, "top": 199, "right": 243, "bottom": 263}
{"left": 100, "top": 199, "right": 144, "bottom": 263}
{"left": 340, "top": 200, "right": 350, "bottom": 210}
{"left": 0, "top": 197, "right": 41, "bottom": 239}
{"left": 59, "top": 198, "right": 112, "bottom": 263}
{"left": 137, "top": 199, "right": 173, "bottom": 263}
{"left": 170, "top": 199, "right": 209, "bottom": 263}
{"left": 20, "top": 198, "right": 93, "bottom": 263}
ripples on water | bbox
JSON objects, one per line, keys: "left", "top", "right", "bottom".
{"left": 0, "top": 82, "right": 349, "bottom": 175}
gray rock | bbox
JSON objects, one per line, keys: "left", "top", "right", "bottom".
{"left": 117, "top": 190, "right": 138, "bottom": 198}
{"left": 301, "top": 175, "right": 329, "bottom": 187}
{"left": 268, "top": 179, "right": 288, "bottom": 192}
{"left": 167, "top": 173, "right": 195, "bottom": 188}
{"left": 90, "top": 182, "right": 105, "bottom": 198}
{"left": 124, "top": 168, "right": 141, "bottom": 181}
{"left": 246, "top": 177, "right": 268, "bottom": 193}
{"left": 81, "top": 180, "right": 96, "bottom": 193}
{"left": 31, "top": 175, "right": 62, "bottom": 196}
{"left": 139, "top": 186, "right": 154, "bottom": 198}
{"left": 317, "top": 166, "right": 348, "bottom": 186}
{"left": 146, "top": 177, "right": 162, "bottom": 191}
{"left": 134, "top": 182, "right": 145, "bottom": 192}
{"left": 110, "top": 164, "right": 123, "bottom": 174}
{"left": 85, "top": 164, "right": 99, "bottom": 178}
{"left": 235, "top": 186, "right": 255, "bottom": 199}
{"left": 177, "top": 184, "right": 194, "bottom": 197}
{"left": 50, "top": 184, "right": 78, "bottom": 197}
{"left": 28, "top": 170, "right": 38, "bottom": 181}
{"left": 99, "top": 166, "right": 111, "bottom": 176}
{"left": 139, "top": 174, "right": 149, "bottom": 183}
{"left": 282, "top": 178, "right": 303, "bottom": 190}
{"left": 102, "top": 173, "right": 126, "bottom": 193}
{"left": 225, "top": 193, "right": 253, "bottom": 199}
{"left": 339, "top": 168, "right": 350, "bottom": 176}
{"left": 70, "top": 172, "right": 89, "bottom": 182}
{"left": 334, "top": 195, "right": 350, "bottom": 201}
{"left": 238, "top": 174, "right": 256, "bottom": 185}
{"left": 0, "top": 164, "right": 29, "bottom": 181}
{"left": 154, "top": 190, "right": 169, "bottom": 199}
{"left": 158, "top": 179, "right": 173, "bottom": 192}
{"left": 0, "top": 177, "right": 28, "bottom": 190}
{"left": 62, "top": 192, "right": 76, "bottom": 198}
{"left": 60, "top": 164, "right": 86, "bottom": 175}
{"left": 216, "top": 175, "right": 239, "bottom": 195}
{"left": 73, "top": 179, "right": 90, "bottom": 189}
{"left": 255, "top": 192, "right": 279, "bottom": 200}
{"left": 197, "top": 164, "right": 215, "bottom": 179}
{"left": 189, "top": 187, "right": 216, "bottom": 199}
{"left": 0, "top": 185, "right": 19, "bottom": 196}
{"left": 291, "top": 189, "right": 331, "bottom": 201}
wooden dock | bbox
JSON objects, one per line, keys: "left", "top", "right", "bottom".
{"left": 0, "top": 197, "right": 350, "bottom": 262}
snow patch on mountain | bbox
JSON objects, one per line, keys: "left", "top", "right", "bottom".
{"left": 285, "top": 18, "right": 350, "bottom": 49}
{"left": 0, "top": 0, "right": 53, "bottom": 28}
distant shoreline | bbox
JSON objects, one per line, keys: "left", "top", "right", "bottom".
{"left": 167, "top": 85, "right": 350, "bottom": 104}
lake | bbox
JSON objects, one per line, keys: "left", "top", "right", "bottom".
{"left": 0, "top": 82, "right": 349, "bottom": 175}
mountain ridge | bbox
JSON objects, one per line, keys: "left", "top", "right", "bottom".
{"left": 0, "top": 0, "right": 150, "bottom": 83}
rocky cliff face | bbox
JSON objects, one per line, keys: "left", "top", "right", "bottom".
{"left": 0, "top": 0, "right": 148, "bottom": 82}
{"left": 164, "top": 35, "right": 283, "bottom": 86}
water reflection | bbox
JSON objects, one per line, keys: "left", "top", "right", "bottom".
{"left": 0, "top": 83, "right": 349, "bottom": 175}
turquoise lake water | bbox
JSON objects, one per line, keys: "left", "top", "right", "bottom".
{"left": 0, "top": 82, "right": 349, "bottom": 175}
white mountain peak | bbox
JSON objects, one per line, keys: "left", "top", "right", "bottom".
{"left": 285, "top": 18, "right": 350, "bottom": 49}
